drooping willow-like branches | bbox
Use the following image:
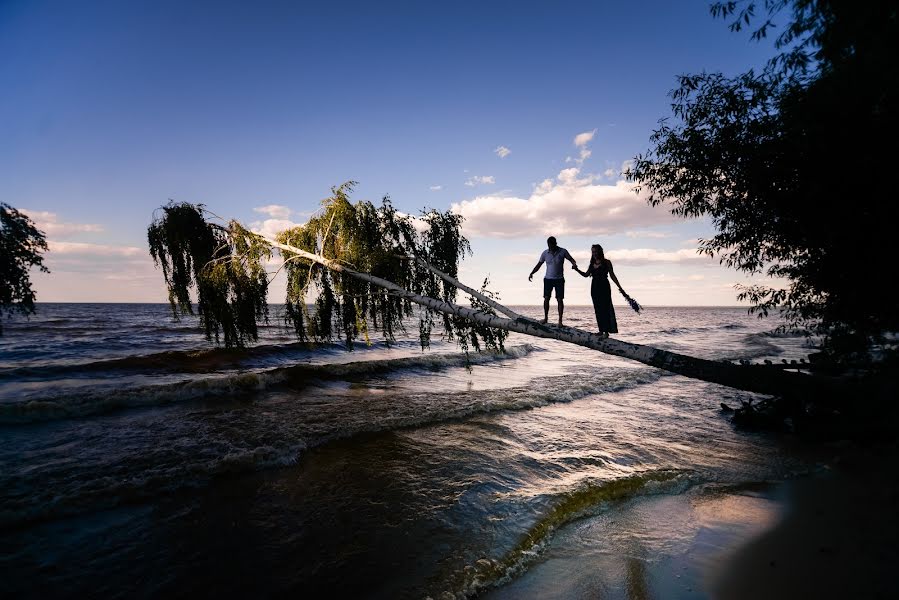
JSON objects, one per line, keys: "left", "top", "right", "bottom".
{"left": 147, "top": 182, "right": 507, "bottom": 352}
{"left": 147, "top": 202, "right": 270, "bottom": 347}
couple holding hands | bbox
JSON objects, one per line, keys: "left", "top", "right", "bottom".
{"left": 528, "top": 236, "right": 633, "bottom": 337}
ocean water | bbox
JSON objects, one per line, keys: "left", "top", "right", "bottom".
{"left": 0, "top": 303, "right": 822, "bottom": 598}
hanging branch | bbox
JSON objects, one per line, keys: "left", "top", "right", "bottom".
{"left": 148, "top": 185, "right": 508, "bottom": 352}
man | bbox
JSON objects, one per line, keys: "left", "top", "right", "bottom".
{"left": 528, "top": 236, "right": 577, "bottom": 325}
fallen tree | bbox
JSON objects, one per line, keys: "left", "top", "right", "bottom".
{"left": 148, "top": 183, "right": 863, "bottom": 405}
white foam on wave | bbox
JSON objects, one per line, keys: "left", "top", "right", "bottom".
{"left": 0, "top": 345, "right": 538, "bottom": 423}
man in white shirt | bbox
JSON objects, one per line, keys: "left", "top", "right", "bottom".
{"left": 528, "top": 236, "right": 578, "bottom": 325}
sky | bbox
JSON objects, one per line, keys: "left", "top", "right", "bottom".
{"left": 1, "top": 0, "right": 780, "bottom": 306}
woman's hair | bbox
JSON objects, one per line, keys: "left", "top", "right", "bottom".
{"left": 591, "top": 244, "right": 605, "bottom": 263}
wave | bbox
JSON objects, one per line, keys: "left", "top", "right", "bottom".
{"left": 0, "top": 338, "right": 437, "bottom": 382}
{"left": 755, "top": 329, "right": 810, "bottom": 339}
{"left": 3, "top": 323, "right": 199, "bottom": 336}
{"left": 0, "top": 356, "right": 665, "bottom": 530}
{"left": 0, "top": 439, "right": 309, "bottom": 531}
{"left": 0, "top": 344, "right": 538, "bottom": 424}
{"left": 654, "top": 323, "right": 748, "bottom": 336}
{"left": 742, "top": 332, "right": 793, "bottom": 354}
{"left": 443, "top": 470, "right": 690, "bottom": 598}
{"left": 301, "top": 367, "right": 666, "bottom": 450}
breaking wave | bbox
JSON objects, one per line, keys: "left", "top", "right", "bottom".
{"left": 443, "top": 470, "right": 690, "bottom": 598}
{"left": 0, "top": 345, "right": 537, "bottom": 424}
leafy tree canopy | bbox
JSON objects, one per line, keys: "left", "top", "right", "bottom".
{"left": 0, "top": 203, "right": 49, "bottom": 334}
{"left": 148, "top": 182, "right": 507, "bottom": 353}
{"left": 627, "top": 0, "right": 899, "bottom": 359}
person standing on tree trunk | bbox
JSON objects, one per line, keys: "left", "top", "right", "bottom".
{"left": 528, "top": 236, "right": 577, "bottom": 326}
{"left": 572, "top": 243, "right": 624, "bottom": 338}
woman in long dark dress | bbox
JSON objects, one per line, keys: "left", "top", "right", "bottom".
{"left": 573, "top": 244, "right": 626, "bottom": 338}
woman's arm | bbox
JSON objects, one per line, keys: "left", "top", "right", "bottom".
{"left": 573, "top": 263, "right": 591, "bottom": 277}
{"left": 607, "top": 260, "right": 623, "bottom": 291}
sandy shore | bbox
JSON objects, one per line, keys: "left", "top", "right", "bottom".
{"left": 485, "top": 445, "right": 898, "bottom": 599}
{"left": 710, "top": 447, "right": 899, "bottom": 600}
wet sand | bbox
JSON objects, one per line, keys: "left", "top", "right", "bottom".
{"left": 485, "top": 481, "right": 786, "bottom": 599}
{"left": 486, "top": 446, "right": 898, "bottom": 599}
{"left": 710, "top": 448, "right": 899, "bottom": 600}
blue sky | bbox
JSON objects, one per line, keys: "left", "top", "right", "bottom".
{"left": 2, "top": 0, "right": 779, "bottom": 305}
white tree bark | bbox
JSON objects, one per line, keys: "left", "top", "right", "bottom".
{"left": 408, "top": 256, "right": 524, "bottom": 320}
{"left": 258, "top": 235, "right": 842, "bottom": 398}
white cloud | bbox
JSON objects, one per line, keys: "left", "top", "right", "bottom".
{"left": 625, "top": 230, "right": 671, "bottom": 239}
{"left": 494, "top": 145, "right": 511, "bottom": 158}
{"left": 39, "top": 241, "right": 157, "bottom": 291}
{"left": 503, "top": 252, "right": 541, "bottom": 265}
{"left": 249, "top": 203, "right": 304, "bottom": 240}
{"left": 562, "top": 247, "right": 709, "bottom": 266}
{"left": 566, "top": 148, "right": 592, "bottom": 166}
{"left": 20, "top": 210, "right": 103, "bottom": 238}
{"left": 250, "top": 218, "right": 303, "bottom": 240}
{"left": 605, "top": 248, "right": 713, "bottom": 266}
{"left": 574, "top": 129, "right": 597, "bottom": 147}
{"left": 429, "top": 185, "right": 443, "bottom": 191}
{"left": 253, "top": 204, "right": 292, "bottom": 220}
{"left": 464, "top": 175, "right": 495, "bottom": 187}
{"left": 31, "top": 250, "right": 167, "bottom": 301}
{"left": 48, "top": 241, "right": 143, "bottom": 256}
{"left": 565, "top": 130, "right": 597, "bottom": 166}
{"left": 452, "top": 167, "right": 677, "bottom": 238}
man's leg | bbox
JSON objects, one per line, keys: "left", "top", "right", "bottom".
{"left": 542, "top": 279, "right": 551, "bottom": 323}
{"left": 556, "top": 279, "right": 565, "bottom": 326}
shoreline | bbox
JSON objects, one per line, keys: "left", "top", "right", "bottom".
{"left": 484, "top": 480, "right": 785, "bottom": 599}
{"left": 485, "top": 444, "right": 899, "bottom": 599}
{"left": 710, "top": 445, "right": 899, "bottom": 599}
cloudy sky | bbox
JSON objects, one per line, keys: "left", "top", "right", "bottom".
{"left": 2, "top": 0, "right": 778, "bottom": 306}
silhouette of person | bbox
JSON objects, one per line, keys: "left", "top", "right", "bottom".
{"left": 573, "top": 244, "right": 624, "bottom": 338}
{"left": 529, "top": 236, "right": 577, "bottom": 325}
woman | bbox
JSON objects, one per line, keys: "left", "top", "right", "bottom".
{"left": 572, "top": 244, "right": 625, "bottom": 338}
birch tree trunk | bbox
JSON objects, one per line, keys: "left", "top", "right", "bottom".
{"left": 268, "top": 237, "right": 839, "bottom": 399}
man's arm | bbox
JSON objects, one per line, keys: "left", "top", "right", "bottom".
{"left": 564, "top": 249, "right": 578, "bottom": 269}
{"left": 528, "top": 260, "right": 544, "bottom": 282}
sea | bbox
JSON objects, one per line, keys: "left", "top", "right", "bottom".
{"left": 0, "top": 303, "right": 827, "bottom": 598}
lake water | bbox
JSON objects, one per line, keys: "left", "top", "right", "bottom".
{"left": 0, "top": 303, "right": 823, "bottom": 598}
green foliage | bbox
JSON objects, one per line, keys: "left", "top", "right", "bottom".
{"left": 277, "top": 182, "right": 420, "bottom": 348}
{"left": 149, "top": 182, "right": 507, "bottom": 354}
{"left": 0, "top": 203, "right": 49, "bottom": 334}
{"left": 464, "top": 277, "right": 508, "bottom": 353}
{"left": 628, "top": 0, "right": 899, "bottom": 358}
{"left": 148, "top": 203, "right": 270, "bottom": 347}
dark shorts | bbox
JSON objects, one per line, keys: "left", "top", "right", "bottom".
{"left": 543, "top": 278, "right": 565, "bottom": 300}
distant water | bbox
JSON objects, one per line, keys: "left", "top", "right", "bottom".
{"left": 0, "top": 303, "right": 821, "bottom": 598}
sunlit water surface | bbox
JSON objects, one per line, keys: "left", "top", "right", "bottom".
{"left": 0, "top": 304, "right": 823, "bottom": 598}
